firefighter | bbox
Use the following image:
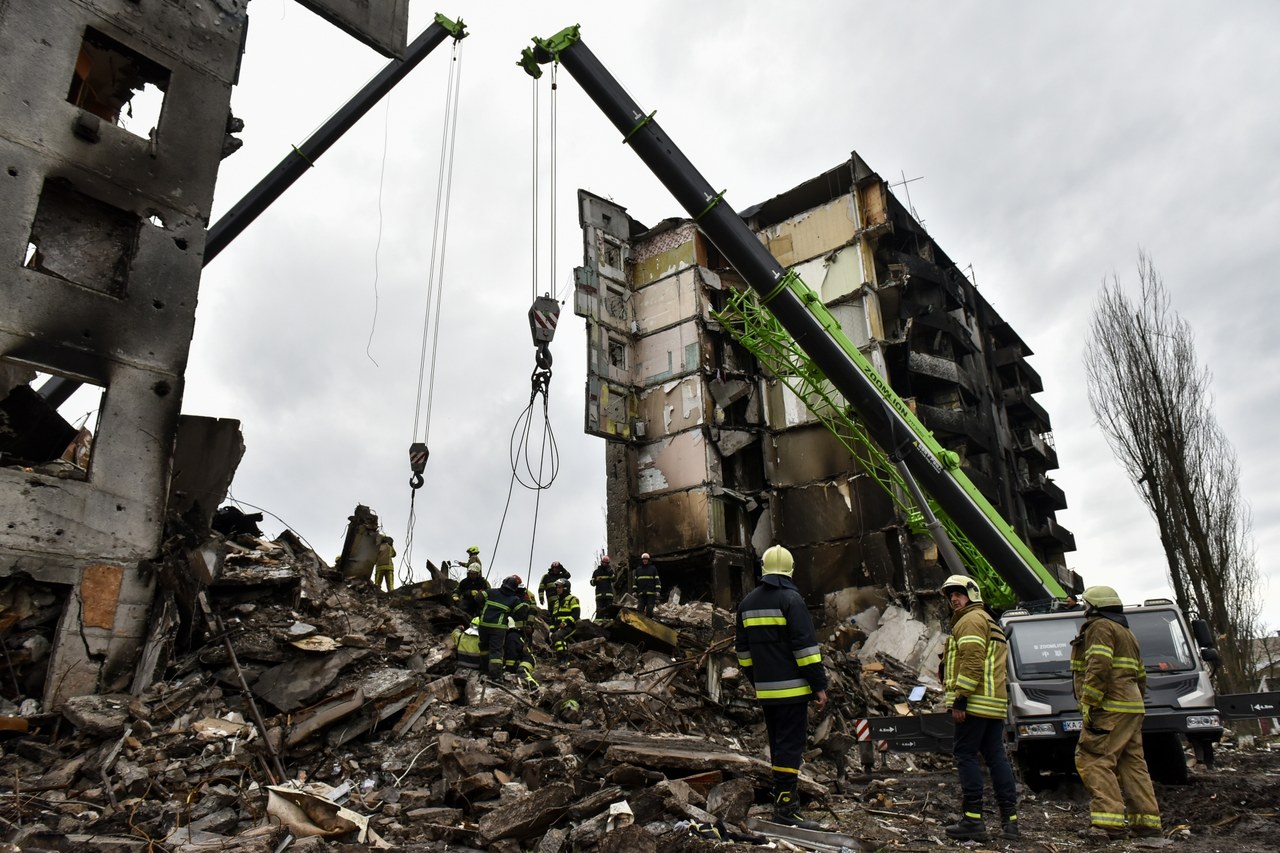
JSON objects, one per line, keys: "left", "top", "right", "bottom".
{"left": 374, "top": 535, "right": 396, "bottom": 592}
{"left": 1072, "top": 585, "right": 1162, "bottom": 840}
{"left": 464, "top": 545, "right": 482, "bottom": 573}
{"left": 734, "top": 545, "right": 828, "bottom": 829}
{"left": 633, "top": 551, "right": 662, "bottom": 617}
{"left": 590, "top": 555, "right": 615, "bottom": 618}
{"left": 452, "top": 563, "right": 489, "bottom": 616}
{"left": 503, "top": 578, "right": 539, "bottom": 687}
{"left": 451, "top": 618, "right": 484, "bottom": 672}
{"left": 940, "top": 574, "right": 1019, "bottom": 842}
{"left": 538, "top": 560, "right": 571, "bottom": 611}
{"left": 549, "top": 578, "right": 580, "bottom": 666}
{"left": 478, "top": 575, "right": 527, "bottom": 678}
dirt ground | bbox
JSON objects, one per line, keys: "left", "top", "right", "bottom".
{"left": 763, "top": 738, "right": 1280, "bottom": 853}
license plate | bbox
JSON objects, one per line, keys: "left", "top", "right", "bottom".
{"left": 1062, "top": 720, "right": 1082, "bottom": 732}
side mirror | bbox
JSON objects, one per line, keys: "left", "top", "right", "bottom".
{"left": 1192, "top": 618, "right": 1216, "bottom": 649}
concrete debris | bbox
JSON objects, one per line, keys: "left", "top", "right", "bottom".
{"left": 1, "top": 523, "right": 1277, "bottom": 852}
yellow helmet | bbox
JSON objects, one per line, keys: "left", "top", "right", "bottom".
{"left": 941, "top": 574, "right": 982, "bottom": 603}
{"left": 1082, "top": 585, "right": 1123, "bottom": 609}
{"left": 762, "top": 545, "right": 794, "bottom": 576}
{"left": 467, "top": 545, "right": 480, "bottom": 555}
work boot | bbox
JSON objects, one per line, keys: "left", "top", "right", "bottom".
{"left": 944, "top": 815, "right": 989, "bottom": 841}
{"left": 1000, "top": 814, "right": 1020, "bottom": 839}
{"left": 1077, "top": 826, "right": 1127, "bottom": 842}
{"left": 1130, "top": 826, "right": 1164, "bottom": 839}
{"left": 773, "top": 789, "right": 821, "bottom": 830}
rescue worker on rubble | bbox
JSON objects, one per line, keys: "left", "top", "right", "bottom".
{"left": 538, "top": 560, "right": 571, "bottom": 611}
{"left": 478, "top": 575, "right": 528, "bottom": 679}
{"left": 940, "top": 574, "right": 1019, "bottom": 842}
{"left": 451, "top": 617, "right": 484, "bottom": 672}
{"left": 1072, "top": 585, "right": 1162, "bottom": 841}
{"left": 633, "top": 552, "right": 662, "bottom": 617}
{"left": 374, "top": 535, "right": 396, "bottom": 592}
{"left": 452, "top": 563, "right": 490, "bottom": 617}
{"left": 735, "top": 545, "right": 828, "bottom": 829}
{"left": 503, "top": 578, "right": 540, "bottom": 688}
{"left": 549, "top": 578, "right": 580, "bottom": 667}
{"left": 590, "top": 555, "right": 615, "bottom": 619}
{"left": 464, "top": 545, "right": 483, "bottom": 573}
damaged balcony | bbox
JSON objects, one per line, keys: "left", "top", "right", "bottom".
{"left": 1017, "top": 472, "right": 1069, "bottom": 511}
{"left": 1028, "top": 516, "right": 1077, "bottom": 551}
{"left": 1002, "top": 385, "right": 1051, "bottom": 430}
{"left": 1015, "top": 427, "right": 1060, "bottom": 469}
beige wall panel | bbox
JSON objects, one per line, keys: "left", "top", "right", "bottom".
{"left": 762, "top": 426, "right": 862, "bottom": 487}
{"left": 634, "top": 269, "right": 702, "bottom": 333}
{"left": 637, "top": 430, "right": 710, "bottom": 495}
{"left": 634, "top": 321, "right": 702, "bottom": 385}
{"left": 638, "top": 375, "right": 706, "bottom": 436}
{"left": 760, "top": 197, "right": 858, "bottom": 267}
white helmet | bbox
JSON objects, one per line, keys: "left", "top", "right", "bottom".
{"left": 940, "top": 574, "right": 982, "bottom": 603}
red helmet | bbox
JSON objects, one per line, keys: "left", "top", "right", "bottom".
{"left": 551, "top": 560, "right": 562, "bottom": 569}
{"left": 504, "top": 574, "right": 523, "bottom": 588}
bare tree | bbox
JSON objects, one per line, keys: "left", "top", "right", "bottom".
{"left": 1084, "top": 251, "right": 1259, "bottom": 692}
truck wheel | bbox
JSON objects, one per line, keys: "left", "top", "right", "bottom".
{"left": 1142, "top": 732, "right": 1189, "bottom": 785}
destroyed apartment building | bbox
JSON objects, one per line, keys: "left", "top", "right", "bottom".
{"left": 0, "top": 0, "right": 409, "bottom": 711}
{"left": 575, "top": 152, "right": 1082, "bottom": 613}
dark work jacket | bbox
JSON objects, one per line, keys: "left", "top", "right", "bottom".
{"left": 480, "top": 585, "right": 528, "bottom": 630}
{"left": 591, "top": 563, "right": 615, "bottom": 596}
{"left": 735, "top": 574, "right": 827, "bottom": 705}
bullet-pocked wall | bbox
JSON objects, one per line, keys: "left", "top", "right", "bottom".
{"left": 575, "top": 152, "right": 1079, "bottom": 615}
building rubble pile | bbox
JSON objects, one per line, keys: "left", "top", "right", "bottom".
{"left": 0, "top": 527, "right": 949, "bottom": 852}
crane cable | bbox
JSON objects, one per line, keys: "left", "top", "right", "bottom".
{"left": 401, "top": 37, "right": 464, "bottom": 585}
{"left": 488, "top": 66, "right": 561, "bottom": 582}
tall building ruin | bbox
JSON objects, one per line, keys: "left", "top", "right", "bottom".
{"left": 0, "top": 0, "right": 407, "bottom": 708}
{"left": 575, "top": 152, "right": 1078, "bottom": 610}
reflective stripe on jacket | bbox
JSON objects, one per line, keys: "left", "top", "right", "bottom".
{"left": 551, "top": 594, "right": 580, "bottom": 626}
{"left": 734, "top": 574, "right": 827, "bottom": 705}
{"left": 480, "top": 587, "right": 525, "bottom": 629}
{"left": 944, "top": 602, "right": 1009, "bottom": 719}
{"left": 1072, "top": 612, "right": 1147, "bottom": 714}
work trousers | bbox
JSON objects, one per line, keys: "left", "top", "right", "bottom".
{"left": 594, "top": 591, "right": 614, "bottom": 615}
{"left": 374, "top": 566, "right": 394, "bottom": 592}
{"left": 552, "top": 623, "right": 576, "bottom": 654}
{"left": 637, "top": 592, "right": 657, "bottom": 617}
{"left": 952, "top": 714, "right": 1017, "bottom": 817}
{"left": 762, "top": 701, "right": 809, "bottom": 796}
{"left": 1075, "top": 711, "right": 1161, "bottom": 832}
{"left": 477, "top": 625, "right": 507, "bottom": 676}
{"left": 504, "top": 630, "right": 534, "bottom": 674}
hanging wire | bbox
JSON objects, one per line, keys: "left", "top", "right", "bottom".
{"left": 402, "top": 37, "right": 465, "bottom": 584}
{"left": 363, "top": 98, "right": 393, "bottom": 368}
{"left": 488, "top": 69, "right": 560, "bottom": 580}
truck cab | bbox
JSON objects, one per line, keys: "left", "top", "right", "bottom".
{"left": 1002, "top": 600, "right": 1223, "bottom": 789}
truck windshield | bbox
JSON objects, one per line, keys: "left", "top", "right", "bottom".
{"left": 1007, "top": 609, "right": 1197, "bottom": 679}
{"left": 1007, "top": 616, "right": 1083, "bottom": 679}
{"left": 1128, "top": 610, "right": 1196, "bottom": 672}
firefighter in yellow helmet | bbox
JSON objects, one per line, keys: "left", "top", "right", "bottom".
{"left": 940, "top": 574, "right": 1018, "bottom": 841}
{"left": 1071, "top": 585, "right": 1162, "bottom": 840}
{"left": 374, "top": 535, "right": 396, "bottom": 592}
{"left": 734, "top": 545, "right": 828, "bottom": 829}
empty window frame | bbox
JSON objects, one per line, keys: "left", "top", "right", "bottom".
{"left": 25, "top": 178, "right": 139, "bottom": 297}
{"left": 0, "top": 365, "right": 103, "bottom": 479}
{"left": 67, "top": 27, "right": 169, "bottom": 139}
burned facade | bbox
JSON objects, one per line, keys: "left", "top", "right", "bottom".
{"left": 0, "top": 1, "right": 407, "bottom": 709}
{"left": 575, "top": 152, "right": 1078, "bottom": 611}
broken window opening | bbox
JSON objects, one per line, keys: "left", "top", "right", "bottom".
{"left": 67, "top": 27, "right": 169, "bottom": 141}
{"left": 25, "top": 178, "right": 139, "bottom": 298}
{"left": 607, "top": 336, "right": 627, "bottom": 370}
{"left": 0, "top": 364, "right": 103, "bottom": 480}
{"left": 0, "top": 574, "right": 68, "bottom": 706}
{"left": 600, "top": 236, "right": 623, "bottom": 270}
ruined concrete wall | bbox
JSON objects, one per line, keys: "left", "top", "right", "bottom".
{"left": 0, "top": 0, "right": 247, "bottom": 704}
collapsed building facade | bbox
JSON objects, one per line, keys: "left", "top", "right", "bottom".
{"left": 575, "top": 153, "right": 1081, "bottom": 611}
{"left": 0, "top": 0, "right": 408, "bottom": 709}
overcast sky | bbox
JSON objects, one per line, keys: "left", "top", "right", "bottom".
{"left": 187, "top": 1, "right": 1280, "bottom": 628}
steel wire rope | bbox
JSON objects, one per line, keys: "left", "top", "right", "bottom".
{"left": 402, "top": 38, "right": 464, "bottom": 584}
{"left": 488, "top": 71, "right": 560, "bottom": 582}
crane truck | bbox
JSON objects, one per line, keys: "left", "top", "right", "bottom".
{"left": 518, "top": 25, "right": 1280, "bottom": 786}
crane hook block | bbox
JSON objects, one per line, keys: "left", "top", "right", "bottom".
{"left": 409, "top": 442, "right": 429, "bottom": 490}
{"left": 529, "top": 295, "right": 560, "bottom": 347}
